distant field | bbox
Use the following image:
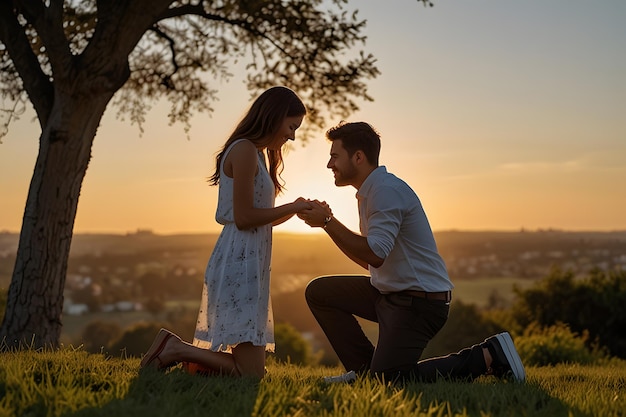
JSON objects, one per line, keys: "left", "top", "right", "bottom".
{"left": 450, "top": 276, "right": 536, "bottom": 307}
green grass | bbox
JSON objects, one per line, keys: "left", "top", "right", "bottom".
{"left": 1, "top": 348, "right": 625, "bottom": 417}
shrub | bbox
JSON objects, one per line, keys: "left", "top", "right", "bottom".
{"left": 108, "top": 322, "right": 165, "bottom": 358}
{"left": 515, "top": 322, "right": 607, "bottom": 366}
{"left": 272, "top": 322, "right": 319, "bottom": 366}
{"left": 81, "top": 320, "right": 123, "bottom": 354}
{"left": 511, "top": 268, "right": 626, "bottom": 359}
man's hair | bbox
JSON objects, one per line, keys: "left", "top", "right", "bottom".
{"left": 325, "top": 121, "right": 381, "bottom": 166}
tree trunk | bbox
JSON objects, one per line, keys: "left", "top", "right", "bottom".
{"left": 0, "top": 91, "right": 111, "bottom": 349}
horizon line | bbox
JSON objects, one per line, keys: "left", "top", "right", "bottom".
{"left": 3, "top": 228, "right": 626, "bottom": 236}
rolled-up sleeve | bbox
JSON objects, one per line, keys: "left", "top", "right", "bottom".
{"left": 365, "top": 186, "right": 404, "bottom": 259}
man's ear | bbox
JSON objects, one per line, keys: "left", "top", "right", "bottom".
{"left": 354, "top": 150, "right": 366, "bottom": 165}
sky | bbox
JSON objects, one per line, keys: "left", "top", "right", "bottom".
{"left": 1, "top": 0, "right": 625, "bottom": 235}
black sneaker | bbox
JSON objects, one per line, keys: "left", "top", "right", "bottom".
{"left": 483, "top": 332, "right": 526, "bottom": 382}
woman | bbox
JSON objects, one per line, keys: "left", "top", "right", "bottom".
{"left": 140, "top": 86, "right": 311, "bottom": 379}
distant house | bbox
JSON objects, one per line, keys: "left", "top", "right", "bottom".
{"left": 101, "top": 301, "right": 141, "bottom": 312}
{"left": 65, "top": 303, "right": 89, "bottom": 316}
{"left": 115, "top": 301, "right": 136, "bottom": 312}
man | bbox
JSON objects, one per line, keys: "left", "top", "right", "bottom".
{"left": 298, "top": 121, "right": 525, "bottom": 383}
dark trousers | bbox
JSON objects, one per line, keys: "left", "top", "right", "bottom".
{"left": 305, "top": 275, "right": 488, "bottom": 382}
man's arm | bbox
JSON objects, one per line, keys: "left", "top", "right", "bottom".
{"left": 323, "top": 216, "right": 384, "bottom": 269}
{"left": 298, "top": 201, "right": 384, "bottom": 269}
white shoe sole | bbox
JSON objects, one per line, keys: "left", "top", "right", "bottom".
{"left": 494, "top": 332, "right": 526, "bottom": 382}
{"left": 323, "top": 370, "right": 357, "bottom": 383}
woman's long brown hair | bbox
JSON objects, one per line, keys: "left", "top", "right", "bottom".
{"left": 208, "top": 86, "right": 306, "bottom": 195}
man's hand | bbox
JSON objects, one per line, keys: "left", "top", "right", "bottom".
{"left": 297, "top": 200, "right": 332, "bottom": 228}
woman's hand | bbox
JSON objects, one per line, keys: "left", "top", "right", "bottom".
{"left": 292, "top": 197, "right": 314, "bottom": 212}
{"left": 297, "top": 200, "right": 333, "bottom": 228}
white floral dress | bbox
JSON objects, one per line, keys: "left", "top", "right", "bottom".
{"left": 193, "top": 139, "right": 275, "bottom": 352}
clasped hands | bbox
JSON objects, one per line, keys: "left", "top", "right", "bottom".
{"left": 295, "top": 198, "right": 332, "bottom": 228}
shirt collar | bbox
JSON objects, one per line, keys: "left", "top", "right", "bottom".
{"left": 356, "top": 166, "right": 387, "bottom": 199}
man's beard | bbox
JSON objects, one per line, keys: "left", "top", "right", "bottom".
{"left": 333, "top": 164, "right": 358, "bottom": 187}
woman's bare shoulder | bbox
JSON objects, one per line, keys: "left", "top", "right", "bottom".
{"left": 229, "top": 139, "right": 257, "bottom": 157}
{"left": 223, "top": 139, "right": 258, "bottom": 177}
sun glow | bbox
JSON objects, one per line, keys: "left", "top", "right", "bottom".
{"left": 1, "top": 1, "right": 625, "bottom": 235}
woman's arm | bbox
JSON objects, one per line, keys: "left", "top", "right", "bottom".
{"left": 272, "top": 213, "right": 296, "bottom": 227}
{"left": 228, "top": 140, "right": 309, "bottom": 230}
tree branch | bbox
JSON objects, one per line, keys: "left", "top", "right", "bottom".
{"left": 16, "top": 0, "right": 73, "bottom": 78}
{"left": 156, "top": 3, "right": 208, "bottom": 21}
{"left": 148, "top": 24, "right": 179, "bottom": 89}
{"left": 90, "top": 0, "right": 174, "bottom": 56}
{"left": 156, "top": 4, "right": 312, "bottom": 82}
{"left": 0, "top": 1, "right": 53, "bottom": 127}
{"left": 157, "top": 4, "right": 288, "bottom": 53}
